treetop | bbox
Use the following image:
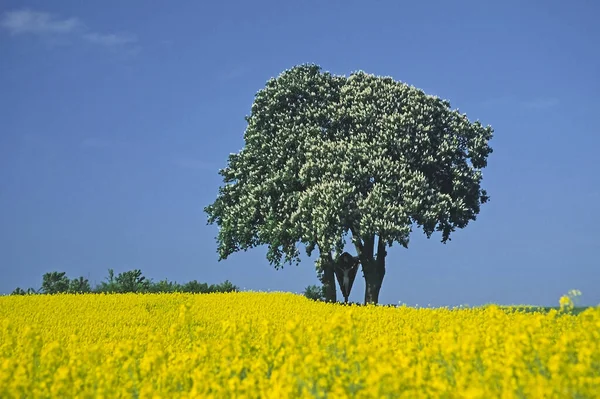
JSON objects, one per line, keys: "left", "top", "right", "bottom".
{"left": 205, "top": 64, "right": 493, "bottom": 267}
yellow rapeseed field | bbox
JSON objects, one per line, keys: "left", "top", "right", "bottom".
{"left": 1, "top": 292, "right": 599, "bottom": 398}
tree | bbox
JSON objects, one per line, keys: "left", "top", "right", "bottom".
{"left": 41, "top": 271, "right": 70, "bottom": 294}
{"left": 95, "top": 268, "right": 119, "bottom": 293}
{"left": 208, "top": 280, "right": 239, "bottom": 293}
{"left": 114, "top": 269, "right": 150, "bottom": 293}
{"left": 148, "top": 279, "right": 182, "bottom": 293}
{"left": 181, "top": 280, "right": 209, "bottom": 293}
{"left": 205, "top": 64, "right": 493, "bottom": 304}
{"left": 68, "top": 276, "right": 91, "bottom": 294}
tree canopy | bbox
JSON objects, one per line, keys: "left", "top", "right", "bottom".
{"left": 205, "top": 64, "right": 493, "bottom": 304}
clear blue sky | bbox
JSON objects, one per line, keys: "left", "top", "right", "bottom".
{"left": 1, "top": 0, "right": 599, "bottom": 306}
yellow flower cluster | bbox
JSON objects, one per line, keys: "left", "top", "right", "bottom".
{"left": 1, "top": 292, "right": 599, "bottom": 398}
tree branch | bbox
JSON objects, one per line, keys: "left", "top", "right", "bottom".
{"left": 376, "top": 235, "right": 387, "bottom": 263}
{"left": 350, "top": 227, "right": 364, "bottom": 257}
{"left": 362, "top": 235, "right": 375, "bottom": 261}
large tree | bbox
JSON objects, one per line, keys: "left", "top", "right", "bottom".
{"left": 205, "top": 64, "right": 493, "bottom": 304}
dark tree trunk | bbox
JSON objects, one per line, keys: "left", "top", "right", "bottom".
{"left": 319, "top": 253, "right": 337, "bottom": 303}
{"left": 362, "top": 257, "right": 385, "bottom": 304}
{"left": 354, "top": 234, "right": 387, "bottom": 305}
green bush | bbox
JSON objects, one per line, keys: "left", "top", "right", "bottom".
{"left": 303, "top": 284, "right": 325, "bottom": 301}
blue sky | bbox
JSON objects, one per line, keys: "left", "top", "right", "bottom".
{"left": 1, "top": 0, "right": 599, "bottom": 306}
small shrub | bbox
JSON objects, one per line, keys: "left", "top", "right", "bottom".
{"left": 303, "top": 284, "right": 325, "bottom": 301}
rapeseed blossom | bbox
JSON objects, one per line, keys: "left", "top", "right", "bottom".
{"left": 0, "top": 292, "right": 599, "bottom": 398}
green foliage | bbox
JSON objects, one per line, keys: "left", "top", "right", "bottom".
{"left": 68, "top": 277, "right": 91, "bottom": 294}
{"left": 11, "top": 269, "right": 239, "bottom": 296}
{"left": 205, "top": 64, "right": 343, "bottom": 266}
{"left": 41, "top": 271, "right": 70, "bottom": 294}
{"left": 181, "top": 280, "right": 209, "bottom": 293}
{"left": 145, "top": 279, "right": 238, "bottom": 294}
{"left": 205, "top": 64, "right": 494, "bottom": 303}
{"left": 303, "top": 284, "right": 326, "bottom": 301}
{"left": 95, "top": 268, "right": 120, "bottom": 293}
{"left": 209, "top": 280, "right": 238, "bottom": 293}
{"left": 148, "top": 279, "right": 182, "bottom": 293}
{"left": 114, "top": 269, "right": 150, "bottom": 293}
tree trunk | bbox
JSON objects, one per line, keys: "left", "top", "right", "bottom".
{"left": 362, "top": 258, "right": 385, "bottom": 304}
{"left": 318, "top": 254, "right": 337, "bottom": 303}
{"left": 353, "top": 234, "right": 387, "bottom": 305}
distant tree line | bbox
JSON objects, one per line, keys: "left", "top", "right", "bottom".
{"left": 10, "top": 269, "right": 239, "bottom": 295}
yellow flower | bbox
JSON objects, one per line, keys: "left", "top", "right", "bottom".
{"left": 559, "top": 295, "right": 573, "bottom": 311}
{"left": 0, "top": 292, "right": 598, "bottom": 398}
